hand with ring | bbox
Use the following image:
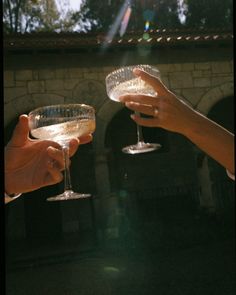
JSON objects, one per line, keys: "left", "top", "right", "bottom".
{"left": 119, "top": 68, "right": 194, "bottom": 134}
{"left": 119, "top": 68, "right": 234, "bottom": 176}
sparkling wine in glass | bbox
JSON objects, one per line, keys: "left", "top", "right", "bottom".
{"left": 106, "top": 64, "right": 161, "bottom": 154}
{"left": 28, "top": 104, "right": 96, "bottom": 201}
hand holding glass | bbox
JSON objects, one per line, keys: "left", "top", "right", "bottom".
{"left": 106, "top": 64, "right": 161, "bottom": 154}
{"left": 28, "top": 104, "right": 95, "bottom": 201}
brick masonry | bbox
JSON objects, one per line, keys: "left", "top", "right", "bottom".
{"left": 4, "top": 60, "right": 233, "bottom": 127}
{"left": 4, "top": 52, "right": 234, "bottom": 239}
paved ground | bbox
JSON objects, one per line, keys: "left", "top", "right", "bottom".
{"left": 5, "top": 211, "right": 235, "bottom": 295}
{"left": 5, "top": 239, "right": 235, "bottom": 295}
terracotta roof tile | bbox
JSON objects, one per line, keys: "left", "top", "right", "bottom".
{"left": 4, "top": 29, "right": 233, "bottom": 51}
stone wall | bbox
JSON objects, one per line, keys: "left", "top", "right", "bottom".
{"left": 4, "top": 49, "right": 234, "bottom": 241}
{"left": 4, "top": 60, "right": 233, "bottom": 128}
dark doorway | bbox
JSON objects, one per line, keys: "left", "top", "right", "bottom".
{"left": 207, "top": 96, "right": 235, "bottom": 216}
{"left": 105, "top": 107, "right": 200, "bottom": 250}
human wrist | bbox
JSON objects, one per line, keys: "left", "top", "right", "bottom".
{"left": 181, "top": 108, "right": 203, "bottom": 139}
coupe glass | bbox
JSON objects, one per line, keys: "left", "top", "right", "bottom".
{"left": 106, "top": 64, "right": 161, "bottom": 154}
{"left": 28, "top": 104, "right": 96, "bottom": 201}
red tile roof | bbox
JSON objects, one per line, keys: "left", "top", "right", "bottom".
{"left": 4, "top": 29, "right": 233, "bottom": 51}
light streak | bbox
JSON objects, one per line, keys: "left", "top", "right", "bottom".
{"left": 119, "top": 6, "right": 132, "bottom": 37}
{"left": 101, "top": 0, "right": 132, "bottom": 51}
{"left": 144, "top": 20, "right": 150, "bottom": 31}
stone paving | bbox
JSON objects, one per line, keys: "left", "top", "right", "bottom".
{"left": 5, "top": 213, "right": 235, "bottom": 295}
{"left": 5, "top": 240, "right": 235, "bottom": 295}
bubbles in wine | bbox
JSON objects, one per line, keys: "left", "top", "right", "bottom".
{"left": 31, "top": 119, "right": 95, "bottom": 143}
{"left": 109, "top": 77, "right": 157, "bottom": 101}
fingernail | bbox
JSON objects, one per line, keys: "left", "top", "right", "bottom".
{"left": 133, "top": 68, "right": 141, "bottom": 75}
{"left": 47, "top": 146, "right": 56, "bottom": 154}
{"left": 130, "top": 114, "right": 135, "bottom": 120}
{"left": 70, "top": 138, "right": 79, "bottom": 144}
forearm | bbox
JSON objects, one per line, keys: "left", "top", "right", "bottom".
{"left": 183, "top": 110, "right": 234, "bottom": 174}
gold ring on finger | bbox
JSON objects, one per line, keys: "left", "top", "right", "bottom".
{"left": 153, "top": 107, "right": 159, "bottom": 117}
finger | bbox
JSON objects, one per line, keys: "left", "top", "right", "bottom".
{"left": 120, "top": 94, "right": 159, "bottom": 106}
{"left": 39, "top": 140, "right": 61, "bottom": 149}
{"left": 133, "top": 68, "right": 170, "bottom": 97}
{"left": 67, "top": 135, "right": 92, "bottom": 157}
{"left": 68, "top": 138, "right": 80, "bottom": 157}
{"left": 9, "top": 115, "right": 30, "bottom": 147}
{"left": 47, "top": 147, "right": 65, "bottom": 169}
{"left": 46, "top": 163, "right": 64, "bottom": 185}
{"left": 78, "top": 134, "right": 93, "bottom": 145}
{"left": 124, "top": 101, "right": 158, "bottom": 117}
{"left": 130, "top": 113, "right": 160, "bottom": 128}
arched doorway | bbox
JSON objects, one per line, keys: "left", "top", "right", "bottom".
{"left": 105, "top": 107, "right": 170, "bottom": 193}
{"left": 104, "top": 107, "right": 200, "bottom": 249}
{"left": 207, "top": 96, "right": 234, "bottom": 216}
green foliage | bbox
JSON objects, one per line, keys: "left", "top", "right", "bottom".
{"left": 183, "top": 0, "right": 233, "bottom": 29}
{"left": 80, "top": 0, "right": 181, "bottom": 32}
{"left": 3, "top": 0, "right": 59, "bottom": 33}
{"left": 3, "top": 0, "right": 82, "bottom": 33}
{"left": 3, "top": 0, "right": 233, "bottom": 34}
{"left": 78, "top": 0, "right": 233, "bottom": 33}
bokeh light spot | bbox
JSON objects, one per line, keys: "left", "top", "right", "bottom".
{"left": 143, "top": 9, "right": 155, "bottom": 22}
{"left": 142, "top": 32, "right": 150, "bottom": 40}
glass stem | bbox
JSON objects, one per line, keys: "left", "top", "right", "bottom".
{"left": 135, "top": 111, "right": 144, "bottom": 143}
{"left": 62, "top": 144, "right": 73, "bottom": 192}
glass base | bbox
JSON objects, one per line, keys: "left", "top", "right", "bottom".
{"left": 122, "top": 142, "right": 161, "bottom": 154}
{"left": 47, "top": 190, "right": 91, "bottom": 201}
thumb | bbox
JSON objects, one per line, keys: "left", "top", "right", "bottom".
{"left": 9, "top": 115, "right": 30, "bottom": 147}
{"left": 133, "top": 68, "right": 170, "bottom": 97}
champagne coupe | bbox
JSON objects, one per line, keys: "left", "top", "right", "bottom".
{"left": 28, "top": 104, "right": 96, "bottom": 201}
{"left": 106, "top": 64, "right": 161, "bottom": 154}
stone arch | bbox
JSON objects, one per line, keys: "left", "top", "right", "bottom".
{"left": 72, "top": 79, "right": 123, "bottom": 151}
{"left": 93, "top": 99, "right": 124, "bottom": 152}
{"left": 196, "top": 82, "right": 234, "bottom": 115}
{"left": 195, "top": 85, "right": 234, "bottom": 213}
{"left": 4, "top": 93, "right": 65, "bottom": 127}
{"left": 72, "top": 79, "right": 107, "bottom": 110}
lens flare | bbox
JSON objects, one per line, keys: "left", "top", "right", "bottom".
{"left": 119, "top": 6, "right": 132, "bottom": 37}
{"left": 143, "top": 9, "right": 155, "bottom": 22}
{"left": 101, "top": 0, "right": 131, "bottom": 51}
{"left": 145, "top": 20, "right": 150, "bottom": 31}
{"left": 142, "top": 32, "right": 150, "bottom": 40}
